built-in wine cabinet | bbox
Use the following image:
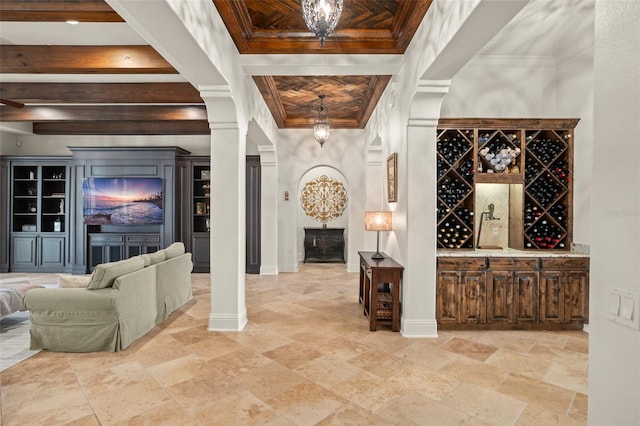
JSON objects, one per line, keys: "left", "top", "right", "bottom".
{"left": 436, "top": 118, "right": 578, "bottom": 251}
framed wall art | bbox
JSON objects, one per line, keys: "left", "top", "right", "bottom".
{"left": 387, "top": 152, "right": 397, "bottom": 202}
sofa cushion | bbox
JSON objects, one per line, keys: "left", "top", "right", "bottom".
{"left": 164, "top": 242, "right": 185, "bottom": 259}
{"left": 141, "top": 250, "right": 166, "bottom": 266}
{"left": 57, "top": 274, "right": 91, "bottom": 288}
{"left": 87, "top": 256, "right": 145, "bottom": 290}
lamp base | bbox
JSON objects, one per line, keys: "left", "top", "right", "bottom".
{"left": 371, "top": 252, "right": 384, "bottom": 260}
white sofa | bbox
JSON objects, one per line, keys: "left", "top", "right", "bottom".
{"left": 23, "top": 242, "right": 193, "bottom": 352}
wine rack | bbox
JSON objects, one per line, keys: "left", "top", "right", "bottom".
{"left": 523, "top": 129, "right": 573, "bottom": 250}
{"left": 436, "top": 118, "right": 578, "bottom": 251}
{"left": 436, "top": 128, "right": 475, "bottom": 249}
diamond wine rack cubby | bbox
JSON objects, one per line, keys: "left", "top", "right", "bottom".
{"left": 436, "top": 118, "right": 579, "bottom": 251}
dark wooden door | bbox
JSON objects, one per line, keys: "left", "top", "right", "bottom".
{"left": 246, "top": 156, "right": 261, "bottom": 274}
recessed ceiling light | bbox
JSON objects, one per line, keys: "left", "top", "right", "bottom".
{"left": 66, "top": 19, "right": 79, "bottom": 25}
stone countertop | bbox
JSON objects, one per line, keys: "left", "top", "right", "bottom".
{"left": 437, "top": 248, "right": 589, "bottom": 258}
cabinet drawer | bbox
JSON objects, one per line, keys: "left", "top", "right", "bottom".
{"left": 488, "top": 257, "right": 537, "bottom": 271}
{"left": 89, "top": 234, "right": 124, "bottom": 244}
{"left": 126, "top": 234, "right": 161, "bottom": 244}
{"left": 540, "top": 257, "right": 589, "bottom": 271}
{"left": 437, "top": 257, "right": 486, "bottom": 271}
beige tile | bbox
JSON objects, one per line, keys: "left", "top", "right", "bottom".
{"left": 313, "top": 336, "right": 371, "bottom": 360}
{"left": 90, "top": 379, "right": 173, "bottom": 424}
{"left": 266, "top": 382, "right": 346, "bottom": 425}
{"left": 225, "top": 326, "right": 294, "bottom": 353}
{"left": 2, "top": 266, "right": 590, "bottom": 425}
{"left": 347, "top": 349, "right": 407, "bottom": 379}
{"left": 568, "top": 392, "right": 588, "bottom": 424}
{"left": 543, "top": 361, "right": 588, "bottom": 394}
{"left": 516, "top": 405, "right": 584, "bottom": 425}
{"left": 146, "top": 353, "right": 209, "bottom": 387}
{"left": 295, "top": 355, "right": 363, "bottom": 388}
{"left": 443, "top": 381, "right": 526, "bottom": 425}
{"left": 496, "top": 372, "right": 576, "bottom": 416}
{"left": 331, "top": 370, "right": 408, "bottom": 412}
{"left": 441, "top": 337, "right": 498, "bottom": 361}
{"left": 235, "top": 361, "right": 309, "bottom": 401}
{"left": 486, "top": 348, "right": 552, "bottom": 380}
{"left": 376, "top": 391, "right": 469, "bottom": 426}
{"left": 211, "top": 348, "right": 274, "bottom": 379}
{"left": 389, "top": 364, "right": 460, "bottom": 401}
{"left": 263, "top": 341, "right": 323, "bottom": 369}
{"left": 113, "top": 399, "right": 199, "bottom": 425}
{"left": 316, "top": 404, "right": 390, "bottom": 425}
{"left": 437, "top": 355, "right": 508, "bottom": 389}
{"left": 193, "top": 390, "right": 280, "bottom": 425}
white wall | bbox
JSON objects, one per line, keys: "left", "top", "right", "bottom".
{"left": 0, "top": 134, "right": 210, "bottom": 156}
{"left": 277, "top": 129, "right": 366, "bottom": 273}
{"left": 589, "top": 0, "right": 640, "bottom": 424}
{"left": 441, "top": 55, "right": 558, "bottom": 118}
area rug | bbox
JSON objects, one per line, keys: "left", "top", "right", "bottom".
{"left": 0, "top": 310, "right": 41, "bottom": 372}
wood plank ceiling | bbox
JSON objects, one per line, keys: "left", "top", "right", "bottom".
{"left": 0, "top": 0, "right": 431, "bottom": 135}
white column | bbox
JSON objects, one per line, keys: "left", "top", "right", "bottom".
{"left": 589, "top": 1, "right": 640, "bottom": 424}
{"left": 258, "top": 145, "right": 278, "bottom": 275}
{"left": 201, "top": 86, "right": 247, "bottom": 331}
{"left": 402, "top": 80, "right": 450, "bottom": 337}
{"left": 364, "top": 145, "right": 384, "bottom": 251}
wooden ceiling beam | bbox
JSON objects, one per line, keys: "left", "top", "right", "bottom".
{"left": 0, "top": 0, "right": 122, "bottom": 22}
{"left": 0, "top": 105, "right": 207, "bottom": 121}
{"left": 0, "top": 83, "right": 202, "bottom": 104}
{"left": 0, "top": 46, "right": 177, "bottom": 74}
{"left": 33, "top": 120, "right": 210, "bottom": 135}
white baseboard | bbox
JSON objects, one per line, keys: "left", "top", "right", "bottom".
{"left": 401, "top": 319, "right": 439, "bottom": 338}
{"left": 208, "top": 311, "right": 247, "bottom": 331}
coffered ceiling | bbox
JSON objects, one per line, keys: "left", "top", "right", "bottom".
{"left": 0, "top": 0, "right": 431, "bottom": 136}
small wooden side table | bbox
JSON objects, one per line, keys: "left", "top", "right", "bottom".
{"left": 358, "top": 251, "right": 404, "bottom": 332}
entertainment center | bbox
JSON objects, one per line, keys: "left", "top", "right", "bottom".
{"left": 0, "top": 147, "right": 210, "bottom": 273}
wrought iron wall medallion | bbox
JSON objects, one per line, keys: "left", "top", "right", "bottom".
{"left": 300, "top": 175, "right": 348, "bottom": 224}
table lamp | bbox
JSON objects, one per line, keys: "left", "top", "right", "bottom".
{"left": 365, "top": 211, "right": 392, "bottom": 259}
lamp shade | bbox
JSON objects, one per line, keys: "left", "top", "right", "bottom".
{"left": 364, "top": 211, "right": 392, "bottom": 232}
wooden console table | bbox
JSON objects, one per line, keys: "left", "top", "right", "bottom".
{"left": 358, "top": 251, "right": 404, "bottom": 332}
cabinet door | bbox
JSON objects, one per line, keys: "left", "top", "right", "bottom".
{"left": 486, "top": 271, "right": 513, "bottom": 324}
{"left": 565, "top": 271, "right": 589, "bottom": 323}
{"left": 514, "top": 271, "right": 538, "bottom": 324}
{"left": 539, "top": 271, "right": 565, "bottom": 323}
{"left": 39, "top": 236, "right": 65, "bottom": 268}
{"left": 192, "top": 234, "right": 210, "bottom": 272}
{"left": 11, "top": 236, "right": 37, "bottom": 268}
{"left": 436, "top": 271, "right": 460, "bottom": 325}
{"left": 460, "top": 271, "right": 486, "bottom": 324}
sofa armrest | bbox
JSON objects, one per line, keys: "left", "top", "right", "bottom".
{"left": 24, "top": 287, "right": 120, "bottom": 313}
{"left": 112, "top": 263, "right": 157, "bottom": 317}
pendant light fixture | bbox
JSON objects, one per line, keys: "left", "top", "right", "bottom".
{"left": 313, "top": 94, "right": 330, "bottom": 148}
{"left": 301, "top": 0, "right": 343, "bottom": 47}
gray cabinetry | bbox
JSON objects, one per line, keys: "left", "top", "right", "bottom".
{"left": 125, "top": 234, "right": 160, "bottom": 257}
{"left": 89, "top": 234, "right": 125, "bottom": 269}
{"left": 6, "top": 159, "right": 69, "bottom": 272}
{"left": 89, "top": 233, "right": 162, "bottom": 270}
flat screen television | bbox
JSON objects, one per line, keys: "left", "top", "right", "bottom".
{"left": 83, "top": 177, "right": 163, "bottom": 225}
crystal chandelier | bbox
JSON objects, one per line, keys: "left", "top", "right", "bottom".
{"left": 313, "top": 95, "right": 330, "bottom": 148}
{"left": 301, "top": 0, "right": 343, "bottom": 47}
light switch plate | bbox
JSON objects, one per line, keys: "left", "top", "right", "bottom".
{"left": 607, "top": 286, "right": 640, "bottom": 330}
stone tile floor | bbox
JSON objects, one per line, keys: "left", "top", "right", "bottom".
{"left": 0, "top": 264, "right": 588, "bottom": 425}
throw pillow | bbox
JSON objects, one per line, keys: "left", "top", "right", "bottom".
{"left": 144, "top": 250, "right": 166, "bottom": 265}
{"left": 57, "top": 274, "right": 91, "bottom": 288}
{"left": 87, "top": 256, "right": 145, "bottom": 290}
{"left": 164, "top": 242, "right": 185, "bottom": 259}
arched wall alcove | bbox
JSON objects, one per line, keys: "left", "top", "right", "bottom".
{"left": 295, "top": 165, "right": 351, "bottom": 263}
